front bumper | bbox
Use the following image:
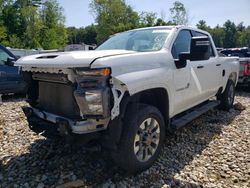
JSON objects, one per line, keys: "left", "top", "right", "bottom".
{"left": 23, "top": 106, "right": 110, "bottom": 135}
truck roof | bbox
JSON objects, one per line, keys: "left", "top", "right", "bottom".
{"left": 127, "top": 25, "right": 212, "bottom": 37}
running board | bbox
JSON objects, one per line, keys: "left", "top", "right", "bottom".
{"left": 171, "top": 100, "right": 220, "bottom": 129}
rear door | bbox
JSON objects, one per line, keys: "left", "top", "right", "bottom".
{"left": 172, "top": 29, "right": 221, "bottom": 114}
{"left": 189, "top": 31, "right": 221, "bottom": 101}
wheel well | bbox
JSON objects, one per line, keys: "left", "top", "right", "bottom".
{"left": 105, "top": 88, "right": 169, "bottom": 150}
{"left": 229, "top": 72, "right": 237, "bottom": 85}
{"left": 129, "top": 88, "right": 169, "bottom": 125}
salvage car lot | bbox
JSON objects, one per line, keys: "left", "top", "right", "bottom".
{"left": 0, "top": 91, "right": 249, "bottom": 187}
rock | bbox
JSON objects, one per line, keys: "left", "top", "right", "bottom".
{"left": 232, "top": 176, "right": 239, "bottom": 183}
{"left": 24, "top": 182, "right": 30, "bottom": 188}
{"left": 71, "top": 174, "right": 77, "bottom": 181}
{"left": 159, "top": 179, "right": 165, "bottom": 184}
{"left": 8, "top": 177, "right": 14, "bottom": 181}
{"left": 37, "top": 182, "right": 44, "bottom": 188}
{"left": 55, "top": 180, "right": 85, "bottom": 188}
{"left": 58, "top": 178, "right": 64, "bottom": 185}
{"left": 234, "top": 102, "right": 246, "bottom": 111}
{"left": 220, "top": 171, "right": 229, "bottom": 178}
{"left": 41, "top": 175, "right": 47, "bottom": 181}
{"left": 209, "top": 178, "right": 216, "bottom": 183}
{"left": 101, "top": 181, "right": 111, "bottom": 188}
{"left": 162, "top": 184, "right": 170, "bottom": 188}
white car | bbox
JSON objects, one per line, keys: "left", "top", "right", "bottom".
{"left": 16, "top": 26, "right": 239, "bottom": 173}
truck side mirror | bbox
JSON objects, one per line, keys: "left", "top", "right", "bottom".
{"left": 5, "top": 57, "right": 16, "bottom": 66}
{"left": 175, "top": 52, "right": 190, "bottom": 69}
{"left": 190, "top": 36, "right": 210, "bottom": 61}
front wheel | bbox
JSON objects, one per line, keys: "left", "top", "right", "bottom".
{"left": 113, "top": 104, "right": 165, "bottom": 174}
{"left": 217, "top": 79, "right": 235, "bottom": 111}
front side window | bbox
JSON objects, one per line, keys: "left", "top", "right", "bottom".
{"left": 171, "top": 30, "right": 192, "bottom": 59}
{"left": 0, "top": 49, "right": 11, "bottom": 65}
{"left": 96, "top": 29, "right": 171, "bottom": 52}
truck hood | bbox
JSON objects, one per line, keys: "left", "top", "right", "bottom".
{"left": 15, "top": 50, "right": 135, "bottom": 68}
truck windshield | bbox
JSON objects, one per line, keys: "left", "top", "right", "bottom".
{"left": 96, "top": 29, "right": 171, "bottom": 52}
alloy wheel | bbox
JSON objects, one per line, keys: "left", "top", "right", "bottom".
{"left": 133, "top": 118, "right": 160, "bottom": 162}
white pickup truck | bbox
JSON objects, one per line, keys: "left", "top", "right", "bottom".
{"left": 16, "top": 26, "right": 239, "bottom": 173}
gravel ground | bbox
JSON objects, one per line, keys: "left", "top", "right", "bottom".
{"left": 0, "top": 91, "right": 249, "bottom": 188}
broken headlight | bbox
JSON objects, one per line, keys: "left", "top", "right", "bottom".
{"left": 85, "top": 91, "right": 103, "bottom": 114}
{"left": 75, "top": 68, "right": 111, "bottom": 77}
{"left": 74, "top": 68, "right": 111, "bottom": 119}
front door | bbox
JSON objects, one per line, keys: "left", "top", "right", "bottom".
{"left": 0, "top": 47, "right": 20, "bottom": 93}
{"left": 171, "top": 29, "right": 193, "bottom": 114}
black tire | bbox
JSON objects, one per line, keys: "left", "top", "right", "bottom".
{"left": 112, "top": 103, "right": 165, "bottom": 174}
{"left": 217, "top": 79, "right": 235, "bottom": 111}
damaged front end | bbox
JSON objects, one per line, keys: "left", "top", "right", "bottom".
{"left": 22, "top": 67, "right": 114, "bottom": 136}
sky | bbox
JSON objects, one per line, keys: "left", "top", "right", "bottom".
{"left": 58, "top": 0, "right": 250, "bottom": 28}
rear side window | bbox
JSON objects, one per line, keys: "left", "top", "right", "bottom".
{"left": 171, "top": 30, "right": 192, "bottom": 59}
{"left": 192, "top": 31, "right": 215, "bottom": 57}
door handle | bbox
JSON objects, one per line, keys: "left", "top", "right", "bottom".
{"left": 216, "top": 64, "right": 221, "bottom": 66}
{"left": 197, "top": 65, "right": 204, "bottom": 69}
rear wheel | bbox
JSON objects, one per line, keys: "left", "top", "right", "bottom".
{"left": 112, "top": 104, "right": 165, "bottom": 174}
{"left": 218, "top": 79, "right": 235, "bottom": 111}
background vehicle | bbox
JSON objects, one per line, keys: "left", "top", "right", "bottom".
{"left": 16, "top": 26, "right": 239, "bottom": 173}
{"left": 220, "top": 47, "right": 250, "bottom": 86}
{"left": 0, "top": 44, "right": 27, "bottom": 94}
